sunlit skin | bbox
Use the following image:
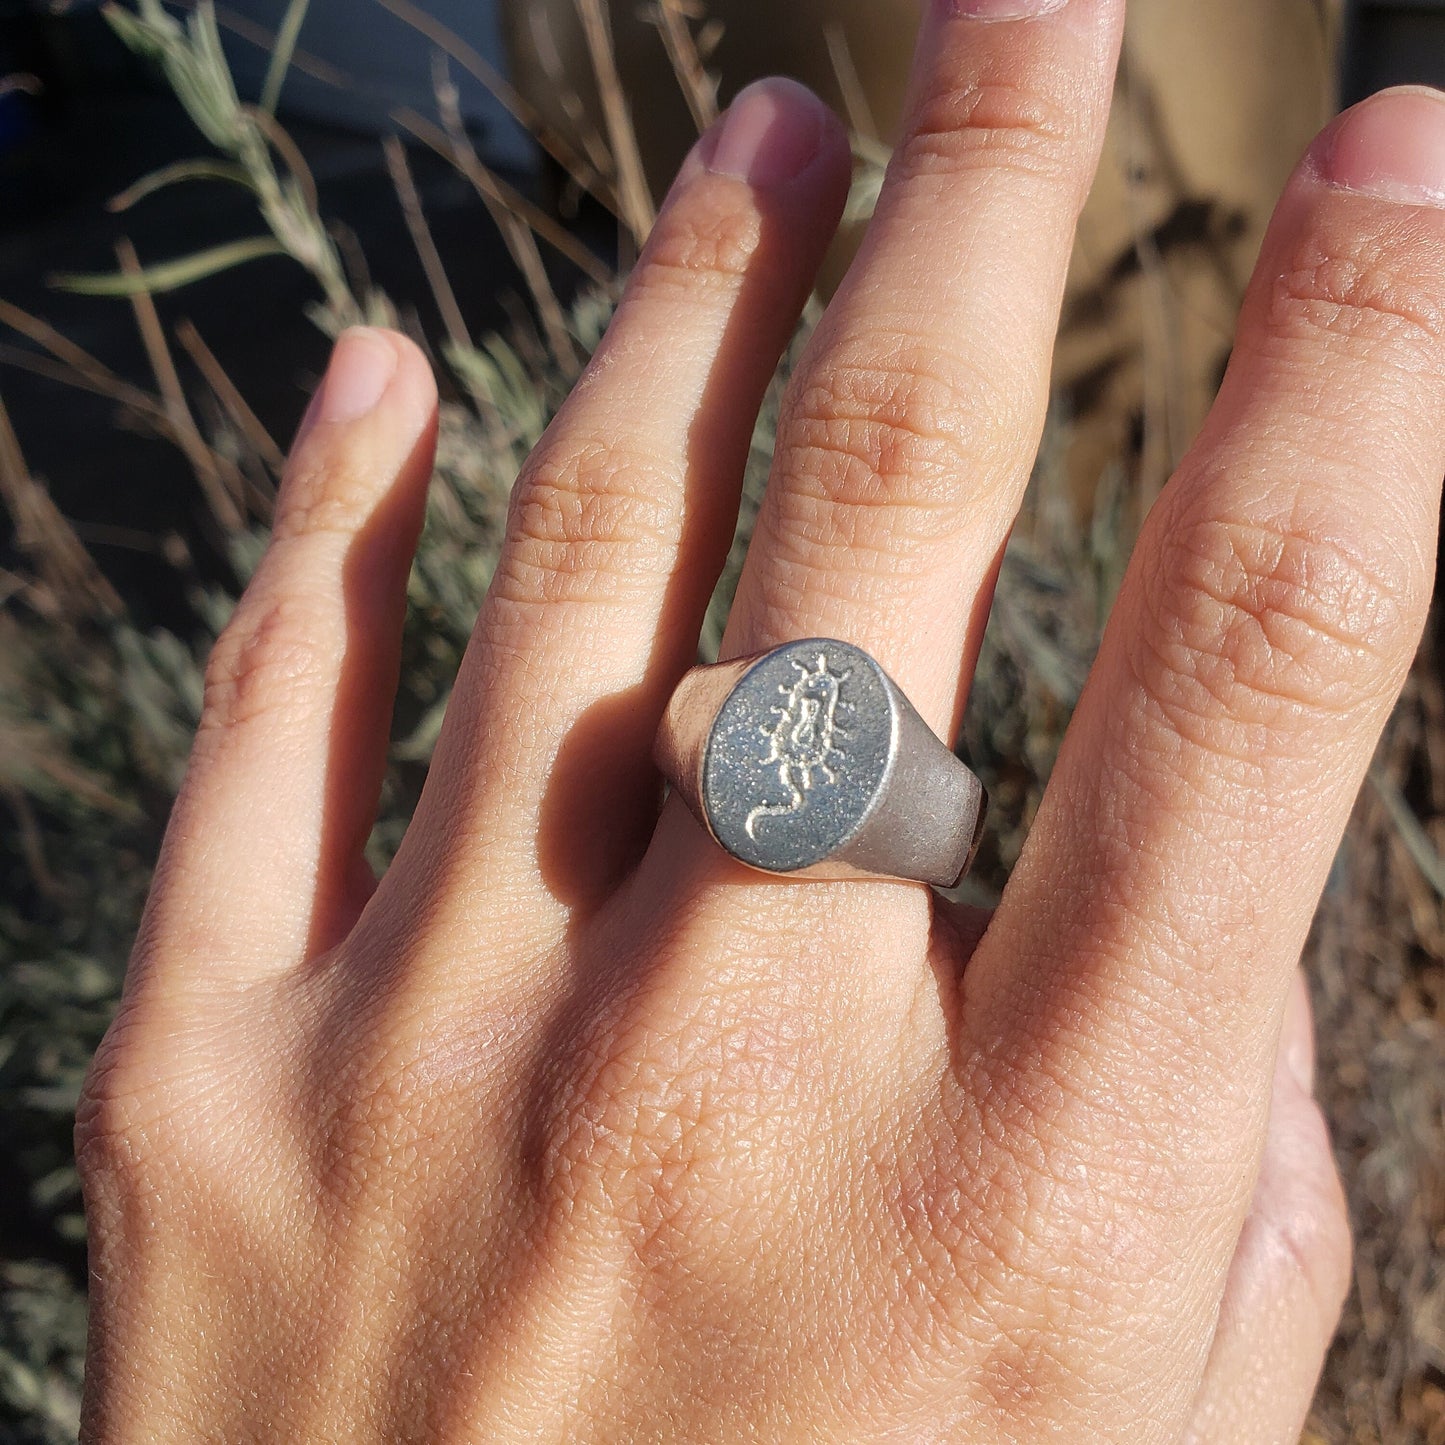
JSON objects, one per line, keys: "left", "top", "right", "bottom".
{"left": 76, "top": 0, "right": 1445, "bottom": 1438}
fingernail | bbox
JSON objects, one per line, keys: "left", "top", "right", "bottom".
{"left": 706, "top": 77, "right": 827, "bottom": 187}
{"left": 1279, "top": 971, "right": 1316, "bottom": 1095}
{"left": 1315, "top": 86, "right": 1445, "bottom": 208}
{"left": 944, "top": 0, "right": 1068, "bottom": 19}
{"left": 299, "top": 328, "right": 398, "bottom": 441}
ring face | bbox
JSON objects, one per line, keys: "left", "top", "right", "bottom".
{"left": 701, "top": 640, "right": 894, "bottom": 874}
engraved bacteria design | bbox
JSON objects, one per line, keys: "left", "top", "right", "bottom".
{"left": 744, "top": 653, "right": 853, "bottom": 840}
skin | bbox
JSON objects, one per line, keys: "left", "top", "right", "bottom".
{"left": 75, "top": 0, "right": 1445, "bottom": 1438}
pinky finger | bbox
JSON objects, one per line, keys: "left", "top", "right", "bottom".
{"left": 131, "top": 328, "right": 438, "bottom": 994}
{"left": 1183, "top": 972, "right": 1352, "bottom": 1445}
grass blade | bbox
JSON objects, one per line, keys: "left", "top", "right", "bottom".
{"left": 50, "top": 237, "right": 287, "bottom": 297}
{"left": 574, "top": 0, "right": 655, "bottom": 243}
{"left": 173, "top": 318, "right": 284, "bottom": 481}
{"left": 650, "top": 0, "right": 718, "bottom": 133}
{"left": 108, "top": 157, "right": 255, "bottom": 212}
{"left": 393, "top": 108, "right": 609, "bottom": 284}
{"left": 114, "top": 238, "right": 245, "bottom": 532}
{"left": 1371, "top": 767, "right": 1445, "bottom": 900}
{"left": 259, "top": 0, "right": 310, "bottom": 114}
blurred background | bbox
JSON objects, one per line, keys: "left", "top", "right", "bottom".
{"left": 0, "top": 1, "right": 1442, "bottom": 1440}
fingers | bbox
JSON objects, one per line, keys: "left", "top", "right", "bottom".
{"left": 131, "top": 329, "right": 437, "bottom": 991}
{"left": 614, "top": 0, "right": 1124, "bottom": 1035}
{"left": 957, "top": 86, "right": 1445, "bottom": 1415}
{"left": 1184, "top": 974, "right": 1351, "bottom": 1445}
{"left": 389, "top": 80, "right": 851, "bottom": 938}
{"left": 725, "top": 0, "right": 1124, "bottom": 737}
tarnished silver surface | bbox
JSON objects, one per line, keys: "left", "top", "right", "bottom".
{"left": 654, "top": 639, "right": 987, "bottom": 888}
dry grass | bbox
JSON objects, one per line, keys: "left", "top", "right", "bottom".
{"left": 1307, "top": 668, "right": 1445, "bottom": 1445}
{"left": 0, "top": 3, "right": 1442, "bottom": 1441}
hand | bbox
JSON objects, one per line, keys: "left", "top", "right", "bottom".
{"left": 76, "top": 0, "right": 1445, "bottom": 1438}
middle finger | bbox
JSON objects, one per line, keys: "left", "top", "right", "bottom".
{"left": 726, "top": 0, "right": 1124, "bottom": 738}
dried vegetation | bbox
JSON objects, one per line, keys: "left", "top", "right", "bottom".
{"left": 0, "top": 2, "right": 1441, "bottom": 1441}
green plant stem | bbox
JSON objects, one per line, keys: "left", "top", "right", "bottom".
{"left": 260, "top": 0, "right": 311, "bottom": 115}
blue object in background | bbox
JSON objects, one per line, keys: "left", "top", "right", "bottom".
{"left": 221, "top": 0, "right": 532, "bottom": 170}
{"left": 0, "top": 85, "right": 37, "bottom": 158}
{"left": 0, "top": 26, "right": 38, "bottom": 160}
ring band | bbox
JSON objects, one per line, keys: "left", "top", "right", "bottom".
{"left": 654, "top": 639, "right": 987, "bottom": 887}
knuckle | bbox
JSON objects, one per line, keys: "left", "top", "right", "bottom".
{"left": 899, "top": 76, "right": 1081, "bottom": 193}
{"left": 1130, "top": 498, "right": 1425, "bottom": 737}
{"left": 972, "top": 1335, "right": 1079, "bottom": 1423}
{"left": 775, "top": 345, "right": 1027, "bottom": 555}
{"left": 536, "top": 1035, "right": 723, "bottom": 1228}
{"left": 641, "top": 191, "right": 763, "bottom": 287}
{"left": 200, "top": 593, "right": 337, "bottom": 734}
{"left": 494, "top": 439, "right": 680, "bottom": 607}
{"left": 1267, "top": 222, "right": 1445, "bottom": 367}
{"left": 947, "top": 1056, "right": 1190, "bottom": 1291}
{"left": 308, "top": 1045, "right": 424, "bottom": 1208}
{"left": 74, "top": 1041, "right": 133, "bottom": 1188}
{"left": 290, "top": 991, "right": 466, "bottom": 1210}
{"left": 530, "top": 1003, "right": 806, "bottom": 1262}
{"left": 74, "top": 1008, "right": 181, "bottom": 1195}
{"left": 888, "top": 1062, "right": 1185, "bottom": 1421}
{"left": 77, "top": 1016, "right": 266, "bottom": 1237}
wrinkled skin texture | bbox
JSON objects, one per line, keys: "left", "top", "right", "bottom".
{"left": 77, "top": 1, "right": 1445, "bottom": 1439}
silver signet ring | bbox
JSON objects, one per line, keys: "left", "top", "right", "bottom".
{"left": 654, "top": 639, "right": 987, "bottom": 888}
